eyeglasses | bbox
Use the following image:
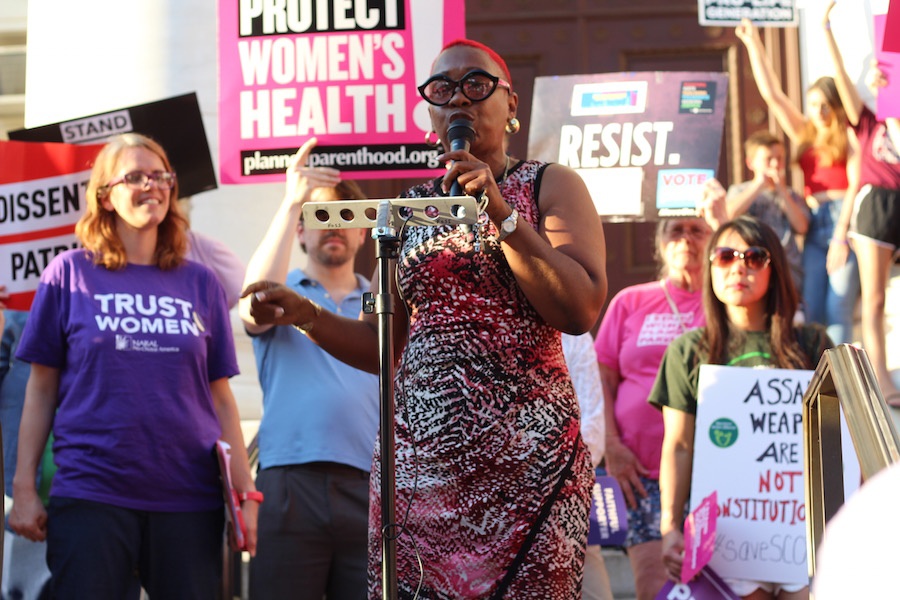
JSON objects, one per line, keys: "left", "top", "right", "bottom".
{"left": 106, "top": 170, "right": 177, "bottom": 191}
{"left": 417, "top": 69, "right": 511, "bottom": 106}
{"left": 709, "top": 246, "right": 771, "bottom": 270}
{"left": 666, "top": 223, "right": 709, "bottom": 239}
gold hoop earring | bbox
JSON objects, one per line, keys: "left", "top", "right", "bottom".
{"left": 505, "top": 117, "right": 521, "bottom": 135}
{"left": 424, "top": 130, "right": 442, "bottom": 149}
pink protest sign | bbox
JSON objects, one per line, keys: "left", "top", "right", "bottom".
{"left": 682, "top": 491, "right": 718, "bottom": 583}
{"left": 884, "top": 0, "right": 900, "bottom": 53}
{"left": 875, "top": 13, "right": 900, "bottom": 120}
{"left": 217, "top": 0, "right": 466, "bottom": 184}
{"left": 0, "top": 140, "right": 104, "bottom": 310}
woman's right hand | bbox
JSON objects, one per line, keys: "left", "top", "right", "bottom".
{"left": 826, "top": 239, "right": 850, "bottom": 274}
{"left": 735, "top": 18, "right": 760, "bottom": 46}
{"left": 241, "top": 281, "right": 320, "bottom": 328}
{"left": 698, "top": 178, "right": 727, "bottom": 231}
{"left": 604, "top": 438, "right": 650, "bottom": 510}
{"left": 661, "top": 529, "right": 686, "bottom": 582}
{"left": 9, "top": 488, "right": 48, "bottom": 542}
{"left": 823, "top": 1, "right": 836, "bottom": 29}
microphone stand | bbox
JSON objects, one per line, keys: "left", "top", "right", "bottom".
{"left": 371, "top": 199, "right": 399, "bottom": 599}
{"left": 301, "top": 196, "right": 478, "bottom": 600}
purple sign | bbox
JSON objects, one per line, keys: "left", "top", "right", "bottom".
{"left": 655, "top": 566, "right": 740, "bottom": 600}
{"left": 682, "top": 491, "right": 718, "bottom": 583}
{"left": 588, "top": 475, "right": 628, "bottom": 546}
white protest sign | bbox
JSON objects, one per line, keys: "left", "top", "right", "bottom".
{"left": 691, "top": 365, "right": 860, "bottom": 585}
{"left": 698, "top": 0, "right": 798, "bottom": 27}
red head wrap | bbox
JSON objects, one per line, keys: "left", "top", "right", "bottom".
{"left": 436, "top": 39, "right": 512, "bottom": 88}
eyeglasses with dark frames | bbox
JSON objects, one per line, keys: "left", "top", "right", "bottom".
{"left": 709, "top": 246, "right": 771, "bottom": 271}
{"left": 417, "top": 69, "right": 511, "bottom": 106}
{"left": 105, "top": 170, "right": 177, "bottom": 192}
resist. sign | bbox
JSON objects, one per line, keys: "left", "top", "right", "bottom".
{"left": 527, "top": 72, "right": 728, "bottom": 221}
{"left": 218, "top": 0, "right": 465, "bottom": 183}
{"left": 0, "top": 141, "right": 104, "bottom": 310}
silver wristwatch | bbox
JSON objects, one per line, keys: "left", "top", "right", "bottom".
{"left": 497, "top": 208, "right": 519, "bottom": 242}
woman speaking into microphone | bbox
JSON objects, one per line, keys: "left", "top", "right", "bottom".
{"left": 243, "top": 39, "right": 607, "bottom": 599}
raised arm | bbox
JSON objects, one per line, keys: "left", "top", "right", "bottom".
{"left": 240, "top": 137, "right": 392, "bottom": 372}
{"left": 239, "top": 138, "right": 340, "bottom": 334}
{"left": 822, "top": 1, "right": 864, "bottom": 125}
{"left": 735, "top": 19, "right": 808, "bottom": 144}
{"left": 865, "top": 58, "right": 900, "bottom": 149}
{"left": 698, "top": 178, "right": 728, "bottom": 230}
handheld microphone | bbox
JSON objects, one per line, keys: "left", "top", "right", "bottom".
{"left": 447, "top": 118, "right": 475, "bottom": 197}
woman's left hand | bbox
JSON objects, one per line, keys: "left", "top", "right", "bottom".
{"left": 826, "top": 239, "right": 850, "bottom": 274}
{"left": 241, "top": 498, "right": 259, "bottom": 556}
{"left": 661, "top": 529, "right": 686, "bottom": 582}
{"left": 241, "top": 281, "right": 318, "bottom": 327}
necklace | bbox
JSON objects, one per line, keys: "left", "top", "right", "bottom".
{"left": 660, "top": 279, "right": 689, "bottom": 334}
{"left": 496, "top": 155, "right": 511, "bottom": 186}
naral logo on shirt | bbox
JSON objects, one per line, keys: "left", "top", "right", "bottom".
{"left": 115, "top": 335, "right": 159, "bottom": 352}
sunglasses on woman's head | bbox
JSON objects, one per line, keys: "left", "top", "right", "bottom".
{"left": 709, "top": 246, "right": 771, "bottom": 270}
{"left": 417, "top": 69, "right": 511, "bottom": 106}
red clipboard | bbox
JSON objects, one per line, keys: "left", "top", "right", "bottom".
{"left": 216, "top": 439, "right": 248, "bottom": 551}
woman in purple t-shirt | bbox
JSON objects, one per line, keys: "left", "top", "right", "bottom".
{"left": 9, "top": 134, "right": 258, "bottom": 600}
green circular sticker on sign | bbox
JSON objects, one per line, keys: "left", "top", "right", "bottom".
{"left": 709, "top": 418, "right": 738, "bottom": 448}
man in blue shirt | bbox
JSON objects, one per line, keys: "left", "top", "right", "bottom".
{"left": 239, "top": 139, "right": 379, "bottom": 600}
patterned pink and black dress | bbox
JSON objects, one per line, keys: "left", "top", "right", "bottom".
{"left": 367, "top": 160, "right": 593, "bottom": 599}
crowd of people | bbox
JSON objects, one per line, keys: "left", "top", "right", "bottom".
{"left": 2, "top": 7, "right": 899, "bottom": 599}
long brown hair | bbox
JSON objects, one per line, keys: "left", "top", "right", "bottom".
{"left": 797, "top": 77, "right": 848, "bottom": 167}
{"left": 701, "top": 216, "right": 811, "bottom": 369}
{"left": 76, "top": 133, "right": 188, "bottom": 270}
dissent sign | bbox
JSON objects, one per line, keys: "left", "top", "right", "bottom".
{"left": 217, "top": 0, "right": 466, "bottom": 183}
{"left": 0, "top": 141, "right": 105, "bottom": 310}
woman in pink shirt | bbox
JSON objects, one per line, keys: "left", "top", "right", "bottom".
{"left": 594, "top": 216, "right": 712, "bottom": 600}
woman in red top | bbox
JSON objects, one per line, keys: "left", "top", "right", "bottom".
{"left": 736, "top": 19, "right": 860, "bottom": 346}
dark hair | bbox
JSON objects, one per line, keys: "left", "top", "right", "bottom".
{"left": 701, "top": 215, "right": 810, "bottom": 369}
